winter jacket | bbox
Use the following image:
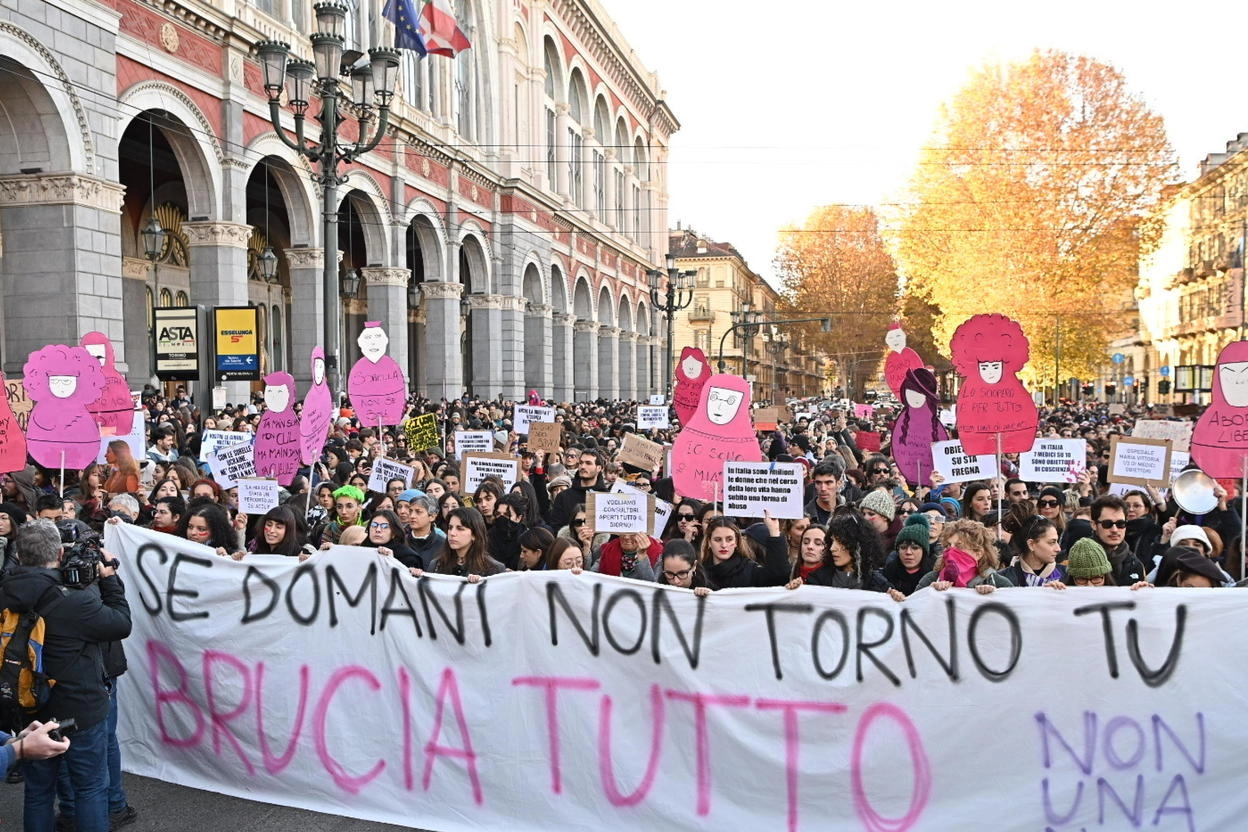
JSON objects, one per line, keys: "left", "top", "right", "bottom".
{"left": 703, "top": 534, "right": 790, "bottom": 589}
{"left": 914, "top": 569, "right": 1013, "bottom": 591}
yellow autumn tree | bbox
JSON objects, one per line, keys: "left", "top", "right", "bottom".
{"left": 776, "top": 206, "right": 898, "bottom": 399}
{"left": 893, "top": 50, "right": 1178, "bottom": 389}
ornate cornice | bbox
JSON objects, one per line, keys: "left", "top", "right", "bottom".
{"left": 599, "top": 325, "right": 622, "bottom": 338}
{"left": 284, "top": 248, "right": 324, "bottom": 268}
{"left": 182, "top": 220, "right": 251, "bottom": 248}
{"left": 573, "top": 319, "right": 599, "bottom": 333}
{"left": 527, "top": 303, "right": 554, "bottom": 317}
{"left": 360, "top": 267, "right": 411, "bottom": 288}
{"left": 0, "top": 174, "right": 124, "bottom": 212}
{"left": 122, "top": 256, "right": 151, "bottom": 279}
{"left": 553, "top": 312, "right": 575, "bottom": 326}
{"left": 495, "top": 295, "right": 528, "bottom": 313}
{"left": 420, "top": 281, "right": 464, "bottom": 300}
{"left": 464, "top": 293, "right": 504, "bottom": 311}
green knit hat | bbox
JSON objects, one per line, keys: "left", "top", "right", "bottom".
{"left": 1067, "top": 537, "right": 1112, "bottom": 579}
{"left": 894, "top": 513, "right": 931, "bottom": 555}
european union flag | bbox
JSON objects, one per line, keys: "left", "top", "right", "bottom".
{"left": 384, "top": 0, "right": 427, "bottom": 56}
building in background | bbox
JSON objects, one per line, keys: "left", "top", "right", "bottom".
{"left": 667, "top": 227, "right": 825, "bottom": 401}
{"left": 0, "top": 0, "right": 677, "bottom": 403}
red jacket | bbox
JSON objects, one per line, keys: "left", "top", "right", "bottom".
{"left": 596, "top": 535, "right": 663, "bottom": 576}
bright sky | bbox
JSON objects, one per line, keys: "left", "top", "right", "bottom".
{"left": 606, "top": 0, "right": 1248, "bottom": 287}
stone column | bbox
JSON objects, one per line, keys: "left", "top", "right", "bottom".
{"left": 360, "top": 267, "right": 412, "bottom": 394}
{"left": 120, "top": 257, "right": 151, "bottom": 381}
{"left": 465, "top": 293, "right": 504, "bottom": 399}
{"left": 0, "top": 174, "right": 126, "bottom": 375}
{"left": 554, "top": 103, "right": 572, "bottom": 197}
{"left": 618, "top": 332, "right": 637, "bottom": 401}
{"left": 603, "top": 151, "right": 618, "bottom": 230}
{"left": 183, "top": 220, "right": 252, "bottom": 404}
{"left": 572, "top": 319, "right": 599, "bottom": 400}
{"left": 635, "top": 334, "right": 652, "bottom": 400}
{"left": 286, "top": 247, "right": 325, "bottom": 389}
{"left": 420, "top": 281, "right": 463, "bottom": 402}
{"left": 524, "top": 303, "right": 553, "bottom": 398}
{"left": 552, "top": 312, "right": 574, "bottom": 402}
{"left": 597, "top": 325, "right": 620, "bottom": 400}
{"left": 498, "top": 294, "right": 527, "bottom": 401}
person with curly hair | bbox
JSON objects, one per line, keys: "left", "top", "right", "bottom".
{"left": 790, "top": 513, "right": 890, "bottom": 592}
{"left": 915, "top": 518, "right": 1013, "bottom": 594}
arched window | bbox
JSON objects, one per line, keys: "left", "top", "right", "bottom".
{"left": 543, "top": 38, "right": 562, "bottom": 187}
{"left": 592, "top": 98, "right": 610, "bottom": 218}
{"left": 403, "top": 53, "right": 427, "bottom": 111}
{"left": 567, "top": 70, "right": 587, "bottom": 205}
{"left": 453, "top": 0, "right": 479, "bottom": 142}
{"left": 159, "top": 288, "right": 173, "bottom": 307}
{"left": 175, "top": 291, "right": 189, "bottom": 307}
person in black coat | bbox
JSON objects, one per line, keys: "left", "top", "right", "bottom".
{"left": 362, "top": 509, "right": 423, "bottom": 569}
{"left": 547, "top": 449, "right": 609, "bottom": 532}
{"left": 699, "top": 513, "right": 790, "bottom": 589}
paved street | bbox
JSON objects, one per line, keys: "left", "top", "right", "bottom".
{"left": 0, "top": 773, "right": 428, "bottom": 832}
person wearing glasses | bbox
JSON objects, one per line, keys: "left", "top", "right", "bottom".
{"left": 1036, "top": 486, "right": 1067, "bottom": 537}
{"left": 1089, "top": 494, "right": 1145, "bottom": 587}
{"left": 656, "top": 539, "right": 711, "bottom": 596}
{"left": 665, "top": 499, "right": 702, "bottom": 544}
{"left": 362, "top": 508, "right": 423, "bottom": 568}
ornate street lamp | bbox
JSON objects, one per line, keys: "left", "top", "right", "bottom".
{"left": 648, "top": 251, "right": 696, "bottom": 398}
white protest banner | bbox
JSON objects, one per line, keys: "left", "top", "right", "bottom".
{"left": 611, "top": 480, "right": 672, "bottom": 538}
{"left": 649, "top": 394, "right": 665, "bottom": 406}
{"left": 462, "top": 452, "right": 519, "bottom": 493}
{"left": 1133, "top": 419, "right": 1194, "bottom": 454}
{"left": 722, "top": 461, "right": 805, "bottom": 519}
{"left": 1018, "top": 439, "right": 1088, "bottom": 483}
{"left": 513, "top": 405, "right": 556, "bottom": 436}
{"left": 95, "top": 410, "right": 146, "bottom": 465}
{"left": 587, "top": 490, "right": 653, "bottom": 534}
{"left": 201, "top": 429, "right": 253, "bottom": 462}
{"left": 454, "top": 430, "right": 494, "bottom": 460}
{"left": 108, "top": 521, "right": 1246, "bottom": 832}
{"left": 637, "top": 406, "right": 670, "bottom": 431}
{"left": 1109, "top": 434, "right": 1171, "bottom": 487}
{"left": 368, "top": 457, "right": 414, "bottom": 494}
{"left": 237, "top": 478, "right": 280, "bottom": 515}
{"left": 930, "top": 439, "right": 999, "bottom": 484}
{"left": 207, "top": 440, "right": 256, "bottom": 489}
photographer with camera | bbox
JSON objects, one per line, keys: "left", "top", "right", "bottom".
{"left": 0, "top": 519, "right": 131, "bottom": 832}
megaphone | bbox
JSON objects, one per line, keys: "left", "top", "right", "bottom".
{"left": 1172, "top": 468, "right": 1218, "bottom": 515}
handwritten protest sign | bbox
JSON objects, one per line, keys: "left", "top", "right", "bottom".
{"left": 1109, "top": 435, "right": 1171, "bottom": 486}
{"left": 207, "top": 439, "right": 256, "bottom": 490}
{"left": 1019, "top": 438, "right": 1088, "bottom": 483}
{"left": 3, "top": 377, "right": 31, "bottom": 433}
{"left": 108, "top": 520, "right": 1248, "bottom": 832}
{"left": 1133, "top": 419, "right": 1193, "bottom": 454}
{"left": 462, "top": 452, "right": 519, "bottom": 492}
{"left": 636, "top": 406, "right": 669, "bottom": 431}
{"left": 587, "top": 490, "right": 653, "bottom": 534}
{"left": 856, "top": 431, "right": 882, "bottom": 453}
{"left": 368, "top": 457, "right": 414, "bottom": 494}
{"left": 931, "top": 439, "right": 999, "bottom": 484}
{"left": 201, "top": 430, "right": 252, "bottom": 462}
{"left": 0, "top": 371, "right": 27, "bottom": 473}
{"left": 649, "top": 394, "right": 665, "bottom": 406}
{"left": 404, "top": 413, "right": 441, "bottom": 451}
{"left": 454, "top": 430, "right": 494, "bottom": 459}
{"left": 611, "top": 480, "right": 672, "bottom": 538}
{"left": 619, "top": 432, "right": 665, "bottom": 472}
{"left": 513, "top": 405, "right": 555, "bottom": 436}
{"left": 237, "top": 478, "right": 280, "bottom": 515}
{"left": 853, "top": 403, "right": 874, "bottom": 420}
{"left": 527, "top": 420, "right": 563, "bottom": 453}
{"left": 723, "top": 461, "right": 805, "bottom": 519}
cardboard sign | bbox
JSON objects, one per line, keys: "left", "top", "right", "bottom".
{"left": 950, "top": 313, "right": 1038, "bottom": 454}
{"left": 648, "top": 394, "right": 665, "bottom": 406}
{"left": 201, "top": 430, "right": 253, "bottom": 462}
{"left": 461, "top": 452, "right": 520, "bottom": 493}
{"left": 527, "top": 421, "right": 563, "bottom": 453}
{"left": 1108, "top": 435, "right": 1171, "bottom": 487}
{"left": 237, "top": 478, "right": 280, "bottom": 516}
{"left": 208, "top": 440, "right": 257, "bottom": 490}
{"left": 368, "top": 457, "right": 414, "bottom": 494}
{"left": 853, "top": 403, "right": 874, "bottom": 421}
{"left": 611, "top": 481, "right": 673, "bottom": 538}
{"left": 587, "top": 490, "right": 653, "bottom": 535}
{"left": 0, "top": 371, "right": 27, "bottom": 473}
{"left": 618, "top": 432, "right": 665, "bottom": 472}
{"left": 856, "top": 431, "right": 882, "bottom": 452}
{"left": 931, "top": 439, "right": 999, "bottom": 484}
{"left": 454, "top": 430, "right": 494, "bottom": 460}
{"left": 1133, "top": 419, "right": 1193, "bottom": 454}
{"left": 1108, "top": 403, "right": 1126, "bottom": 415}
{"left": 513, "top": 405, "right": 555, "bottom": 436}
{"left": 1018, "top": 438, "right": 1088, "bottom": 484}
{"left": 404, "top": 413, "right": 441, "bottom": 451}
{"left": 637, "top": 406, "right": 670, "bottom": 431}
{"left": 722, "top": 461, "right": 805, "bottom": 520}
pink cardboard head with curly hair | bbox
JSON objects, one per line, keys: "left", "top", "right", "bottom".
{"left": 23, "top": 343, "right": 108, "bottom": 469}
{"left": 950, "top": 314, "right": 1038, "bottom": 455}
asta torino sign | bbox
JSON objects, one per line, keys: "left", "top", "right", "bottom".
{"left": 154, "top": 306, "right": 200, "bottom": 381}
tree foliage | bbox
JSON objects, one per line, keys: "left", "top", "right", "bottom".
{"left": 892, "top": 50, "right": 1178, "bottom": 388}
{"left": 776, "top": 206, "right": 898, "bottom": 399}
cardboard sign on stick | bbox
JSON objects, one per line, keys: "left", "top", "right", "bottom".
{"left": 527, "top": 421, "right": 563, "bottom": 452}
{"left": 619, "top": 433, "right": 665, "bottom": 472}
{"left": 931, "top": 439, "right": 999, "bottom": 484}
{"left": 1108, "top": 435, "right": 1172, "bottom": 487}
{"left": 611, "top": 481, "right": 672, "bottom": 538}
{"left": 1019, "top": 439, "right": 1088, "bottom": 483}
{"left": 1134, "top": 419, "right": 1194, "bottom": 454}
{"left": 404, "top": 413, "right": 441, "bottom": 451}
{"left": 237, "top": 478, "right": 280, "bottom": 516}
{"left": 636, "top": 406, "right": 670, "bottom": 430}
{"left": 513, "top": 405, "right": 556, "bottom": 436}
{"left": 462, "top": 452, "right": 520, "bottom": 493}
{"left": 208, "top": 440, "right": 257, "bottom": 490}
{"left": 723, "top": 461, "right": 805, "bottom": 520}
{"left": 368, "top": 458, "right": 415, "bottom": 494}
{"left": 454, "top": 430, "right": 494, "bottom": 459}
{"left": 587, "top": 491, "right": 653, "bottom": 535}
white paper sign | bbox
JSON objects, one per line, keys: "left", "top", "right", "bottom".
{"left": 107, "top": 521, "right": 1248, "bottom": 832}
{"left": 1109, "top": 436, "right": 1171, "bottom": 486}
{"left": 237, "top": 478, "right": 280, "bottom": 515}
{"left": 95, "top": 410, "right": 146, "bottom": 465}
{"left": 649, "top": 394, "right": 666, "bottom": 406}
{"left": 587, "top": 490, "right": 652, "bottom": 534}
{"left": 513, "top": 405, "right": 556, "bottom": 436}
{"left": 201, "top": 429, "right": 253, "bottom": 462}
{"left": 454, "top": 430, "right": 495, "bottom": 460}
{"left": 368, "top": 458, "right": 414, "bottom": 494}
{"left": 611, "top": 480, "right": 673, "bottom": 538}
{"left": 462, "top": 453, "right": 520, "bottom": 493}
{"left": 637, "top": 406, "right": 670, "bottom": 430}
{"left": 1133, "top": 419, "right": 1194, "bottom": 454}
{"left": 1018, "top": 439, "right": 1088, "bottom": 483}
{"left": 931, "top": 439, "right": 999, "bottom": 484}
{"left": 722, "top": 461, "right": 805, "bottom": 519}
{"left": 207, "top": 439, "right": 256, "bottom": 490}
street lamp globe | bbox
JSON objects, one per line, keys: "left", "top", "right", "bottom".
{"left": 255, "top": 40, "right": 291, "bottom": 98}
{"left": 141, "top": 215, "right": 166, "bottom": 262}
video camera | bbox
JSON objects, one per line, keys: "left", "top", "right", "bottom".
{"left": 55, "top": 521, "right": 118, "bottom": 589}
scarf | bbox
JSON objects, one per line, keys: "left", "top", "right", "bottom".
{"left": 939, "top": 547, "right": 980, "bottom": 587}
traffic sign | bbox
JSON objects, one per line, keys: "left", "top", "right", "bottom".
{"left": 1160, "top": 365, "right": 1171, "bottom": 377}
{"left": 1123, "top": 376, "right": 1134, "bottom": 386}
{"left": 1112, "top": 353, "right": 1125, "bottom": 364}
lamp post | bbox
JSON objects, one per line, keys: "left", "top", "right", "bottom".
{"left": 647, "top": 252, "right": 696, "bottom": 399}
{"left": 718, "top": 317, "right": 830, "bottom": 374}
{"left": 255, "top": 5, "right": 399, "bottom": 399}
{"left": 731, "top": 304, "right": 763, "bottom": 378}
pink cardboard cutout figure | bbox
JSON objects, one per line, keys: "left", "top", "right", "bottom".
{"left": 80, "top": 331, "right": 133, "bottom": 436}
{"left": 671, "top": 373, "right": 762, "bottom": 501}
{"left": 254, "top": 371, "right": 301, "bottom": 485}
{"left": 347, "top": 321, "right": 407, "bottom": 427}
{"left": 299, "top": 347, "right": 334, "bottom": 466}
{"left": 1191, "top": 340, "right": 1248, "bottom": 478}
{"left": 893, "top": 367, "right": 949, "bottom": 485}
{"left": 672, "top": 346, "right": 712, "bottom": 427}
{"left": 528, "top": 389, "right": 543, "bottom": 406}
{"left": 884, "top": 323, "right": 924, "bottom": 399}
{"left": 23, "top": 344, "right": 107, "bottom": 470}
{"left": 0, "top": 371, "right": 27, "bottom": 474}
{"left": 950, "top": 314, "right": 1038, "bottom": 455}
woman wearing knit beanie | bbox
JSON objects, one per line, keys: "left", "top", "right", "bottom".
{"left": 1064, "top": 538, "right": 1152, "bottom": 589}
{"left": 883, "top": 513, "right": 935, "bottom": 600}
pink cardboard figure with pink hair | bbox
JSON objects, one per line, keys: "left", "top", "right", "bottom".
{"left": 347, "top": 321, "right": 407, "bottom": 427}
{"left": 0, "top": 371, "right": 27, "bottom": 474}
{"left": 254, "top": 371, "right": 301, "bottom": 485}
{"left": 80, "top": 331, "right": 133, "bottom": 436}
{"left": 884, "top": 322, "right": 924, "bottom": 399}
{"left": 671, "top": 373, "right": 762, "bottom": 501}
{"left": 950, "top": 314, "right": 1038, "bottom": 455}
{"left": 672, "top": 346, "right": 712, "bottom": 427}
{"left": 299, "top": 346, "right": 334, "bottom": 466}
{"left": 23, "top": 343, "right": 108, "bottom": 470}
